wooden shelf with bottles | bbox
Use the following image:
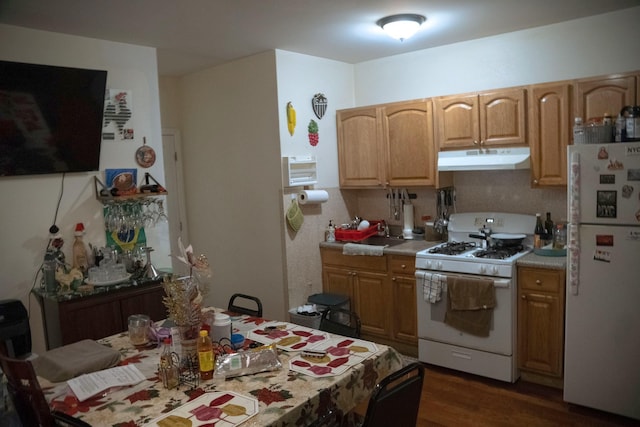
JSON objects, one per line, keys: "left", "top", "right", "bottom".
{"left": 94, "top": 172, "right": 168, "bottom": 203}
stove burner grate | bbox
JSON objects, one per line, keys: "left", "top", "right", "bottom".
{"left": 473, "top": 245, "right": 524, "bottom": 259}
{"left": 428, "top": 241, "right": 477, "bottom": 255}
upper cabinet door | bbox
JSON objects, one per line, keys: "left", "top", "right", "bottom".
{"left": 336, "top": 107, "right": 385, "bottom": 188}
{"left": 575, "top": 75, "right": 636, "bottom": 121}
{"left": 435, "top": 93, "right": 480, "bottom": 150}
{"left": 529, "top": 83, "right": 571, "bottom": 187}
{"left": 382, "top": 100, "right": 435, "bottom": 187}
{"left": 479, "top": 88, "right": 527, "bottom": 147}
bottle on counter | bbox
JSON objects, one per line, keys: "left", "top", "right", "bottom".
{"left": 573, "top": 117, "right": 585, "bottom": 144}
{"left": 553, "top": 223, "right": 567, "bottom": 250}
{"left": 72, "top": 223, "right": 89, "bottom": 273}
{"left": 159, "top": 337, "right": 179, "bottom": 389}
{"left": 326, "top": 220, "right": 336, "bottom": 242}
{"left": 544, "top": 212, "right": 554, "bottom": 246}
{"left": 534, "top": 213, "right": 544, "bottom": 249}
{"left": 615, "top": 113, "right": 625, "bottom": 142}
{"left": 197, "top": 329, "right": 214, "bottom": 380}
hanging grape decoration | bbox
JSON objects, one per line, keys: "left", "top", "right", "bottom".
{"left": 308, "top": 119, "right": 319, "bottom": 147}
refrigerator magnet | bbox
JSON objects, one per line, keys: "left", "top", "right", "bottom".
{"left": 595, "top": 235, "right": 613, "bottom": 246}
{"left": 621, "top": 185, "right": 633, "bottom": 198}
{"left": 596, "top": 190, "right": 617, "bottom": 218}
{"left": 593, "top": 249, "right": 611, "bottom": 263}
{"left": 597, "top": 146, "right": 608, "bottom": 159}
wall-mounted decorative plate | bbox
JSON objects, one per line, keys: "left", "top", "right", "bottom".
{"left": 135, "top": 137, "right": 156, "bottom": 168}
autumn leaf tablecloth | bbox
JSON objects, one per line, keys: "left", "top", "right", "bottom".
{"left": 41, "top": 310, "right": 404, "bottom": 427}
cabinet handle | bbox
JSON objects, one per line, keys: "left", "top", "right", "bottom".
{"left": 401, "top": 264, "right": 406, "bottom": 269}
{"left": 536, "top": 279, "right": 542, "bottom": 285}
{"left": 392, "top": 277, "right": 397, "bottom": 281}
{"left": 521, "top": 295, "right": 526, "bottom": 299}
{"left": 473, "top": 140, "right": 479, "bottom": 145}
{"left": 480, "top": 140, "right": 485, "bottom": 146}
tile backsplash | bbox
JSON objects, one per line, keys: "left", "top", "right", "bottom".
{"left": 351, "top": 170, "right": 567, "bottom": 229}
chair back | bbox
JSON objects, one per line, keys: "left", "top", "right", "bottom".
{"left": 0, "top": 352, "right": 56, "bottom": 426}
{"left": 228, "top": 293, "right": 263, "bottom": 317}
{"left": 319, "top": 308, "right": 361, "bottom": 338}
{"left": 362, "top": 362, "right": 424, "bottom": 427}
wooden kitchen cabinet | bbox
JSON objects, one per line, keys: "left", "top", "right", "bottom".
{"left": 336, "top": 100, "right": 439, "bottom": 188}
{"left": 435, "top": 88, "right": 527, "bottom": 150}
{"left": 528, "top": 83, "right": 571, "bottom": 187}
{"left": 336, "top": 106, "right": 385, "bottom": 188}
{"left": 320, "top": 248, "right": 418, "bottom": 357}
{"left": 517, "top": 266, "right": 565, "bottom": 388}
{"left": 382, "top": 100, "right": 436, "bottom": 187}
{"left": 388, "top": 256, "right": 418, "bottom": 348}
{"left": 39, "top": 282, "right": 167, "bottom": 349}
{"left": 574, "top": 74, "right": 636, "bottom": 123}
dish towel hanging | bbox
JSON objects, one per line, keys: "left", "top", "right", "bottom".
{"left": 286, "top": 199, "right": 304, "bottom": 232}
{"left": 444, "top": 276, "right": 496, "bottom": 337}
{"left": 421, "top": 272, "right": 446, "bottom": 303}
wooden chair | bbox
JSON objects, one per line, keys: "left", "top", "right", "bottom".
{"left": 228, "top": 293, "right": 263, "bottom": 317}
{"left": 0, "top": 352, "right": 91, "bottom": 427}
{"left": 319, "top": 308, "right": 361, "bottom": 338}
{"left": 360, "top": 362, "right": 424, "bottom": 427}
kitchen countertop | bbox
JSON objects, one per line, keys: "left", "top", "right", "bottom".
{"left": 516, "top": 252, "right": 566, "bottom": 270}
{"left": 319, "top": 239, "right": 440, "bottom": 256}
{"left": 320, "top": 240, "right": 567, "bottom": 271}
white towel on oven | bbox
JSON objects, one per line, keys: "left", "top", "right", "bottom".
{"left": 422, "top": 273, "right": 446, "bottom": 303}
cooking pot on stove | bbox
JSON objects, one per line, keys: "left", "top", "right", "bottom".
{"left": 468, "top": 232, "right": 526, "bottom": 248}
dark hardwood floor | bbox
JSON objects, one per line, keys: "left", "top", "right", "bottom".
{"left": 416, "top": 363, "right": 639, "bottom": 426}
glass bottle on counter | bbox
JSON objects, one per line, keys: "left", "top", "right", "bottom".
{"left": 544, "top": 212, "right": 554, "bottom": 246}
{"left": 72, "top": 222, "right": 89, "bottom": 273}
{"left": 326, "top": 220, "right": 336, "bottom": 242}
{"left": 534, "top": 213, "right": 544, "bottom": 249}
{"left": 197, "top": 329, "right": 214, "bottom": 380}
{"left": 553, "top": 223, "right": 567, "bottom": 250}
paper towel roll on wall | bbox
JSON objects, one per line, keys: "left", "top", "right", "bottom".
{"left": 297, "top": 190, "right": 329, "bottom": 205}
{"left": 403, "top": 203, "right": 414, "bottom": 239}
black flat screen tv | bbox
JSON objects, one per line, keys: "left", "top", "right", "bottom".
{"left": 0, "top": 60, "right": 108, "bottom": 177}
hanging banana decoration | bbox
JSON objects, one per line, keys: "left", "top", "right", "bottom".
{"left": 286, "top": 101, "right": 296, "bottom": 136}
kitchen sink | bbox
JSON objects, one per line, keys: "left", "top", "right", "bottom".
{"left": 358, "top": 235, "right": 407, "bottom": 247}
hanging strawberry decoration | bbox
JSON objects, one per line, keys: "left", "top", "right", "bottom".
{"left": 308, "top": 119, "right": 319, "bottom": 146}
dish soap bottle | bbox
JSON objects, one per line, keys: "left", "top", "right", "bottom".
{"left": 197, "top": 329, "right": 214, "bottom": 380}
{"left": 72, "top": 223, "right": 89, "bottom": 273}
{"left": 326, "top": 220, "right": 336, "bottom": 242}
{"left": 544, "top": 212, "right": 554, "bottom": 246}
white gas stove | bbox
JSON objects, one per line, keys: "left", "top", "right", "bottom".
{"left": 415, "top": 212, "right": 535, "bottom": 383}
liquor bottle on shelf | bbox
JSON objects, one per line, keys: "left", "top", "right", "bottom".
{"left": 534, "top": 213, "right": 544, "bottom": 249}
{"left": 197, "top": 329, "right": 214, "bottom": 380}
{"left": 544, "top": 212, "right": 554, "bottom": 246}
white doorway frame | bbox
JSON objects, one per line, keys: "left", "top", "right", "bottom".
{"left": 162, "top": 128, "right": 190, "bottom": 273}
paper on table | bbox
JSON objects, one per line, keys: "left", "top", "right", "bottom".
{"left": 67, "top": 364, "right": 147, "bottom": 402}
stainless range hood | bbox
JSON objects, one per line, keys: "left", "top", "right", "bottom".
{"left": 438, "top": 147, "right": 531, "bottom": 171}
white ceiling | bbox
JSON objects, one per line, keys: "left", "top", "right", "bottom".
{"left": 1, "top": 0, "right": 638, "bottom": 76}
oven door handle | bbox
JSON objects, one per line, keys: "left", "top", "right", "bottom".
{"left": 416, "top": 271, "right": 511, "bottom": 289}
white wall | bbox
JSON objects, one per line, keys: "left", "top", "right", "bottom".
{"left": 176, "top": 51, "right": 288, "bottom": 320}
{"left": 275, "top": 50, "right": 356, "bottom": 307}
{"left": 354, "top": 7, "right": 640, "bottom": 105}
{"left": 0, "top": 24, "right": 167, "bottom": 354}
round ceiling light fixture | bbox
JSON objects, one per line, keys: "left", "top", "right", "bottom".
{"left": 377, "top": 13, "right": 426, "bottom": 41}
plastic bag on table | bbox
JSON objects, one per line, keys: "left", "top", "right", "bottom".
{"left": 213, "top": 343, "right": 282, "bottom": 379}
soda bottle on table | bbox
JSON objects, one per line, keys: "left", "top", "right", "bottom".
{"left": 197, "top": 329, "right": 214, "bottom": 380}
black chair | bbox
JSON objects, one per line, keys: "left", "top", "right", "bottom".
{"left": 0, "top": 352, "right": 91, "bottom": 427}
{"left": 228, "top": 293, "right": 263, "bottom": 317}
{"left": 360, "top": 362, "right": 424, "bottom": 427}
{"left": 319, "top": 307, "right": 361, "bottom": 338}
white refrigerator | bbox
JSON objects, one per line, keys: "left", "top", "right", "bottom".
{"left": 565, "top": 142, "right": 640, "bottom": 420}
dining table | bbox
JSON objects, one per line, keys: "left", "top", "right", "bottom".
{"left": 39, "top": 308, "right": 404, "bottom": 426}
